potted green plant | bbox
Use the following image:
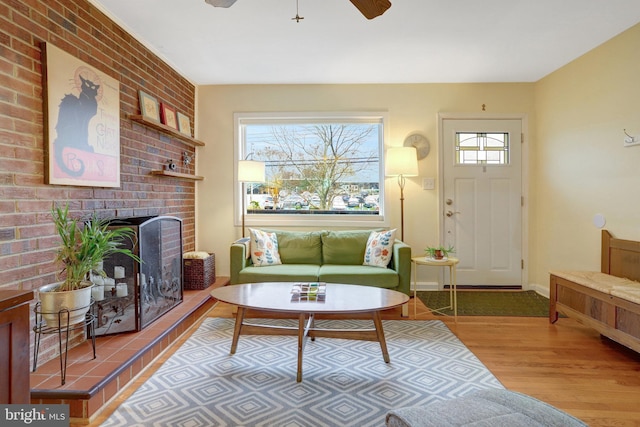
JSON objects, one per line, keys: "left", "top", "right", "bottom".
{"left": 424, "top": 245, "right": 455, "bottom": 260}
{"left": 37, "top": 204, "right": 140, "bottom": 327}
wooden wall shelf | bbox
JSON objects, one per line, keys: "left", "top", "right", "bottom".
{"left": 129, "top": 114, "right": 205, "bottom": 147}
{"left": 151, "top": 170, "right": 204, "bottom": 181}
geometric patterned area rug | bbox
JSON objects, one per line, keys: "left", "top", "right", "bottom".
{"left": 100, "top": 318, "right": 503, "bottom": 427}
{"left": 417, "top": 290, "right": 551, "bottom": 316}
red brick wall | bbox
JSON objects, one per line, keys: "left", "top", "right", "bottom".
{"left": 0, "top": 0, "right": 197, "bottom": 362}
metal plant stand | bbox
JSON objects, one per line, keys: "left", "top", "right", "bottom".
{"left": 32, "top": 300, "right": 97, "bottom": 385}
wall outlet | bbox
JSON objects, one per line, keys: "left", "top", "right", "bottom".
{"left": 422, "top": 177, "right": 435, "bottom": 190}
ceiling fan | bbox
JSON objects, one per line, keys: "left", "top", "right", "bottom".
{"left": 204, "top": 0, "right": 392, "bottom": 20}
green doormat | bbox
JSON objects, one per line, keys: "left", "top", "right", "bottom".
{"left": 416, "top": 290, "right": 551, "bottom": 316}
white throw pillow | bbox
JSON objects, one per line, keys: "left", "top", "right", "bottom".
{"left": 363, "top": 229, "right": 396, "bottom": 267}
{"left": 249, "top": 229, "right": 282, "bottom": 266}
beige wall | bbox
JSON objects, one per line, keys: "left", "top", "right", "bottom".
{"left": 195, "top": 84, "right": 535, "bottom": 281}
{"left": 195, "top": 22, "right": 640, "bottom": 289}
{"left": 532, "top": 23, "right": 640, "bottom": 287}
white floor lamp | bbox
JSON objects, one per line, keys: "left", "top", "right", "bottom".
{"left": 238, "top": 159, "right": 265, "bottom": 238}
{"left": 385, "top": 147, "right": 419, "bottom": 242}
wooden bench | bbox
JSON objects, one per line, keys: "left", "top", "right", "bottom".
{"left": 550, "top": 230, "right": 640, "bottom": 353}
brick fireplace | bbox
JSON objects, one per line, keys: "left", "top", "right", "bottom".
{"left": 0, "top": 0, "right": 199, "bottom": 371}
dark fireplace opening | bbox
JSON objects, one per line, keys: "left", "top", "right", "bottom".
{"left": 92, "top": 216, "right": 183, "bottom": 336}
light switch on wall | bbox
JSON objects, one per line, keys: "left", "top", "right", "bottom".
{"left": 422, "top": 177, "right": 435, "bottom": 190}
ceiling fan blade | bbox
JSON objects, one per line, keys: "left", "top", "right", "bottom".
{"left": 204, "top": 0, "right": 238, "bottom": 8}
{"left": 349, "top": 0, "right": 391, "bottom": 19}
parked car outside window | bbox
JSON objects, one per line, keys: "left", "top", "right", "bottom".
{"left": 332, "top": 196, "right": 347, "bottom": 210}
{"left": 279, "top": 194, "right": 309, "bottom": 210}
{"left": 347, "top": 196, "right": 361, "bottom": 208}
{"left": 263, "top": 196, "right": 274, "bottom": 209}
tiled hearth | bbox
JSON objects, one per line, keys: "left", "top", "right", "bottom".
{"left": 29, "top": 277, "right": 229, "bottom": 424}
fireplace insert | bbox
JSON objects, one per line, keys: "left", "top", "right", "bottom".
{"left": 91, "top": 216, "right": 183, "bottom": 336}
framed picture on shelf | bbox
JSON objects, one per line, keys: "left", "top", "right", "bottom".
{"left": 160, "top": 103, "right": 177, "bottom": 129}
{"left": 177, "top": 112, "right": 192, "bottom": 137}
{"left": 138, "top": 90, "right": 160, "bottom": 122}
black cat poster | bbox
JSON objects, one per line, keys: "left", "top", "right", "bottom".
{"left": 42, "top": 42, "right": 120, "bottom": 187}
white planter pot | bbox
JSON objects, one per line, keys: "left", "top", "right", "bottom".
{"left": 37, "top": 282, "right": 93, "bottom": 328}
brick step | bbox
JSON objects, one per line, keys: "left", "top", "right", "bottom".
{"left": 30, "top": 278, "right": 228, "bottom": 424}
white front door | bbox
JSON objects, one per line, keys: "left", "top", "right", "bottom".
{"left": 441, "top": 117, "right": 523, "bottom": 287}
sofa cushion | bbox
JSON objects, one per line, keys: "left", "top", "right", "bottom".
{"left": 319, "top": 265, "right": 399, "bottom": 288}
{"left": 322, "top": 230, "right": 377, "bottom": 265}
{"left": 238, "top": 264, "right": 321, "bottom": 283}
{"left": 267, "top": 230, "right": 323, "bottom": 265}
{"left": 249, "top": 229, "right": 282, "bottom": 266}
{"left": 364, "top": 229, "right": 396, "bottom": 267}
{"left": 386, "top": 389, "right": 587, "bottom": 427}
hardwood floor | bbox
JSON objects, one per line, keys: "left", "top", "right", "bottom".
{"left": 87, "top": 297, "right": 640, "bottom": 427}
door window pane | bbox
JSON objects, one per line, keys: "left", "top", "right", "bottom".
{"left": 455, "top": 132, "right": 509, "bottom": 165}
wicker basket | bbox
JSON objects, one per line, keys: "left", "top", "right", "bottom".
{"left": 183, "top": 252, "right": 215, "bottom": 290}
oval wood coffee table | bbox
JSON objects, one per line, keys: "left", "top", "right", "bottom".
{"left": 210, "top": 282, "right": 409, "bottom": 382}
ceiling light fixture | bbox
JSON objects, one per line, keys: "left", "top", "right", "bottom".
{"left": 204, "top": 0, "right": 391, "bottom": 20}
{"left": 292, "top": 0, "right": 304, "bottom": 23}
{"left": 204, "top": 0, "right": 238, "bottom": 7}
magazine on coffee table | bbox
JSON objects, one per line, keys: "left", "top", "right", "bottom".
{"left": 291, "top": 282, "right": 326, "bottom": 302}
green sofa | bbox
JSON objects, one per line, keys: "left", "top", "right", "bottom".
{"left": 230, "top": 229, "right": 411, "bottom": 316}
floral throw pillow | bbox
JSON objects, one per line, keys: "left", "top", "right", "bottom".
{"left": 363, "top": 229, "right": 396, "bottom": 268}
{"left": 249, "top": 229, "right": 282, "bottom": 266}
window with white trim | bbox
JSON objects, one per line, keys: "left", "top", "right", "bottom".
{"left": 235, "top": 112, "right": 387, "bottom": 227}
